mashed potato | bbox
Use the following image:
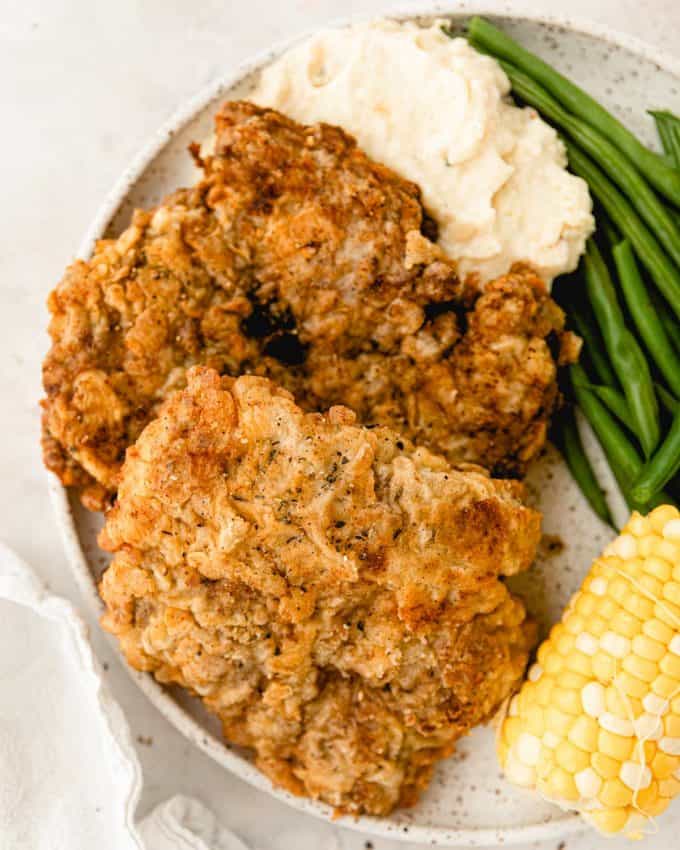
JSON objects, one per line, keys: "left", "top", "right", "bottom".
{"left": 251, "top": 19, "right": 594, "bottom": 285}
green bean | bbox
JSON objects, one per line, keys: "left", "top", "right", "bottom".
{"left": 631, "top": 410, "right": 680, "bottom": 503}
{"left": 492, "top": 60, "right": 680, "bottom": 268}
{"left": 650, "top": 111, "right": 680, "bottom": 166}
{"left": 598, "top": 212, "right": 621, "bottom": 250}
{"left": 569, "top": 308, "right": 619, "bottom": 388}
{"left": 571, "top": 364, "right": 671, "bottom": 513}
{"left": 564, "top": 141, "right": 680, "bottom": 321}
{"left": 584, "top": 240, "right": 660, "bottom": 457}
{"left": 467, "top": 17, "right": 680, "bottom": 206}
{"left": 650, "top": 112, "right": 680, "bottom": 229}
{"left": 588, "top": 385, "right": 631, "bottom": 427}
{"left": 551, "top": 408, "right": 614, "bottom": 527}
{"left": 651, "top": 291, "right": 680, "bottom": 356}
{"left": 612, "top": 240, "right": 680, "bottom": 397}
{"left": 656, "top": 383, "right": 680, "bottom": 415}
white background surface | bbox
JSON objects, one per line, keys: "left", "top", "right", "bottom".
{"left": 2, "top": 1, "right": 679, "bottom": 848}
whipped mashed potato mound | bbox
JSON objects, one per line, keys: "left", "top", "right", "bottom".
{"left": 251, "top": 19, "right": 594, "bottom": 284}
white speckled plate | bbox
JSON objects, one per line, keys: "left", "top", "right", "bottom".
{"left": 49, "top": 2, "right": 680, "bottom": 845}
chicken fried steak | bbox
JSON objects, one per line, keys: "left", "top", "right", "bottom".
{"left": 42, "top": 101, "right": 574, "bottom": 509}
{"left": 99, "top": 367, "right": 541, "bottom": 815}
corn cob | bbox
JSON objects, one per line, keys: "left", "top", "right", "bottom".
{"left": 498, "top": 505, "right": 680, "bottom": 836}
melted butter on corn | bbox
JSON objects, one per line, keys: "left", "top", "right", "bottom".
{"left": 498, "top": 506, "right": 680, "bottom": 837}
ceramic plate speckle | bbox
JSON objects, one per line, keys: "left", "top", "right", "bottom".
{"left": 49, "top": 3, "right": 680, "bottom": 845}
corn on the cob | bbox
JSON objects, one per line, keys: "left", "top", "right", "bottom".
{"left": 498, "top": 505, "right": 680, "bottom": 836}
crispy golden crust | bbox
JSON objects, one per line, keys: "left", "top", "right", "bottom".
{"left": 100, "top": 367, "right": 540, "bottom": 815}
{"left": 42, "top": 101, "right": 571, "bottom": 508}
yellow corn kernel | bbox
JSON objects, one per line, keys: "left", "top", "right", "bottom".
{"left": 659, "top": 776, "right": 680, "bottom": 798}
{"left": 553, "top": 687, "right": 583, "bottom": 716}
{"left": 591, "top": 751, "right": 622, "bottom": 780}
{"left": 652, "top": 674, "right": 680, "bottom": 699}
{"left": 576, "top": 591, "right": 598, "bottom": 618}
{"left": 644, "top": 556, "right": 672, "bottom": 582}
{"left": 662, "top": 582, "right": 680, "bottom": 607}
{"left": 622, "top": 592, "right": 654, "bottom": 621}
{"left": 609, "top": 576, "right": 633, "bottom": 605}
{"left": 516, "top": 682, "right": 534, "bottom": 715}
{"left": 604, "top": 687, "right": 631, "bottom": 717}
{"left": 653, "top": 539, "right": 679, "bottom": 564}
{"left": 544, "top": 706, "right": 573, "bottom": 738}
{"left": 633, "top": 739, "right": 657, "bottom": 764}
{"left": 615, "top": 670, "right": 650, "bottom": 700}
{"left": 546, "top": 766, "right": 579, "bottom": 801}
{"left": 645, "top": 796, "right": 670, "bottom": 817}
{"left": 622, "top": 653, "right": 658, "bottom": 683}
{"left": 561, "top": 670, "right": 589, "bottom": 690}
{"left": 523, "top": 704, "right": 545, "bottom": 738}
{"left": 651, "top": 750, "right": 679, "bottom": 779}
{"left": 564, "top": 613, "right": 586, "bottom": 636}
{"left": 632, "top": 633, "right": 665, "bottom": 662}
{"left": 502, "top": 716, "right": 522, "bottom": 747}
{"left": 660, "top": 652, "right": 680, "bottom": 679}
{"left": 655, "top": 599, "right": 680, "bottom": 628}
{"left": 555, "top": 740, "right": 590, "bottom": 773}
{"left": 597, "top": 597, "right": 620, "bottom": 621}
{"left": 639, "top": 573, "right": 665, "bottom": 600}
{"left": 592, "top": 653, "right": 617, "bottom": 684}
{"left": 600, "top": 778, "right": 633, "bottom": 808}
{"left": 588, "top": 616, "right": 608, "bottom": 638}
{"left": 634, "top": 780, "right": 659, "bottom": 811}
{"left": 610, "top": 610, "right": 642, "bottom": 640}
{"left": 498, "top": 508, "right": 680, "bottom": 836}
{"left": 569, "top": 715, "right": 599, "bottom": 752}
{"left": 533, "top": 676, "right": 555, "bottom": 707}
{"left": 598, "top": 729, "right": 634, "bottom": 761}
{"left": 564, "top": 651, "right": 593, "bottom": 677}
{"left": 643, "top": 617, "right": 674, "bottom": 644}
{"left": 587, "top": 807, "right": 629, "bottom": 834}
{"left": 536, "top": 642, "right": 551, "bottom": 668}
{"left": 650, "top": 505, "right": 680, "bottom": 531}
{"left": 638, "top": 536, "right": 657, "bottom": 557}
{"left": 664, "top": 714, "right": 680, "bottom": 738}
{"left": 544, "top": 653, "right": 563, "bottom": 675}
{"left": 629, "top": 514, "right": 653, "bottom": 536}
{"left": 556, "top": 632, "right": 575, "bottom": 657}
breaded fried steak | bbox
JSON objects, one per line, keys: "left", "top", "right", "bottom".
{"left": 42, "top": 101, "right": 574, "bottom": 509}
{"left": 99, "top": 367, "right": 541, "bottom": 815}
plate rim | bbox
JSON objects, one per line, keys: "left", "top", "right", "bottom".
{"left": 48, "top": 1, "right": 680, "bottom": 844}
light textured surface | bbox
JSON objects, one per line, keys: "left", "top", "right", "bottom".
{"left": 1, "top": 1, "right": 679, "bottom": 847}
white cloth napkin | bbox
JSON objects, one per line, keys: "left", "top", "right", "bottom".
{"left": 138, "top": 796, "right": 249, "bottom": 850}
{"left": 0, "top": 542, "right": 248, "bottom": 850}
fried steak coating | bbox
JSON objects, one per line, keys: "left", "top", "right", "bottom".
{"left": 99, "top": 367, "right": 541, "bottom": 815}
{"left": 42, "top": 101, "right": 573, "bottom": 509}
